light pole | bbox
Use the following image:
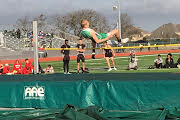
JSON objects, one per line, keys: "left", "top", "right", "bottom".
{"left": 113, "top": 0, "right": 122, "bottom": 39}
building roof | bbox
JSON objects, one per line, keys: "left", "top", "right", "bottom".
{"left": 149, "top": 23, "right": 180, "bottom": 39}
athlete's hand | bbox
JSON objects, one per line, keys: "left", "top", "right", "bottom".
{"left": 113, "top": 54, "right": 116, "bottom": 57}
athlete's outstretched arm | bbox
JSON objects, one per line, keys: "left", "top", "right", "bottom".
{"left": 91, "top": 30, "right": 112, "bottom": 44}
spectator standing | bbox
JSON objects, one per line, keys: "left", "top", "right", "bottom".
{"left": 16, "top": 29, "right": 21, "bottom": 39}
{"left": 139, "top": 44, "right": 143, "bottom": 52}
{"left": 61, "top": 40, "right": 71, "bottom": 74}
{"left": 154, "top": 54, "right": 163, "bottom": 68}
{"left": 148, "top": 42, "right": 151, "bottom": 52}
{"left": 76, "top": 39, "right": 86, "bottom": 73}
{"left": 155, "top": 43, "right": 158, "bottom": 50}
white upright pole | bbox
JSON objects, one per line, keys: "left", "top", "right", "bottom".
{"left": 33, "top": 21, "right": 39, "bottom": 74}
{"left": 118, "top": 0, "right": 122, "bottom": 39}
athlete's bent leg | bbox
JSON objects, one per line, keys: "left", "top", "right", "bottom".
{"left": 108, "top": 29, "right": 121, "bottom": 42}
{"left": 108, "top": 29, "right": 129, "bottom": 43}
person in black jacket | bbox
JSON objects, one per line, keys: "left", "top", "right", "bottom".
{"left": 175, "top": 55, "right": 180, "bottom": 68}
{"left": 164, "top": 53, "right": 175, "bottom": 68}
{"left": 17, "top": 29, "right": 21, "bottom": 39}
{"left": 61, "top": 40, "right": 71, "bottom": 74}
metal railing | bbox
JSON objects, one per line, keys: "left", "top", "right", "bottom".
{"left": 2, "top": 33, "right": 180, "bottom": 51}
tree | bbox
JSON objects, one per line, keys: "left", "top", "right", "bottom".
{"left": 112, "top": 13, "right": 141, "bottom": 39}
{"left": 121, "top": 13, "right": 133, "bottom": 37}
{"left": 34, "top": 14, "right": 47, "bottom": 31}
{"left": 53, "top": 9, "right": 110, "bottom": 37}
{"left": 16, "top": 16, "right": 32, "bottom": 36}
{"left": 53, "top": 15, "right": 69, "bottom": 38}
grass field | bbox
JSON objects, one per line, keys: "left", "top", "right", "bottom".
{"left": 38, "top": 53, "right": 180, "bottom": 73}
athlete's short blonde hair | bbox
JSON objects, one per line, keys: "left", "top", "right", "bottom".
{"left": 80, "top": 19, "right": 89, "bottom": 28}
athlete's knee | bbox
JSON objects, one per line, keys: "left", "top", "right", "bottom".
{"left": 113, "top": 29, "right": 118, "bottom": 33}
{"left": 109, "top": 29, "right": 118, "bottom": 35}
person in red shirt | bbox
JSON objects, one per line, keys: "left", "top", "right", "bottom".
{"left": 22, "top": 59, "right": 34, "bottom": 74}
{"left": 22, "top": 66, "right": 32, "bottom": 75}
{"left": 3, "top": 64, "right": 10, "bottom": 74}
{"left": 0, "top": 64, "right": 3, "bottom": 75}
{"left": 12, "top": 60, "right": 22, "bottom": 74}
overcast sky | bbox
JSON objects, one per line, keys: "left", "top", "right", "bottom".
{"left": 0, "top": 0, "right": 180, "bottom": 32}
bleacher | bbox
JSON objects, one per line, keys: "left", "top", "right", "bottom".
{"left": 0, "top": 32, "right": 88, "bottom": 59}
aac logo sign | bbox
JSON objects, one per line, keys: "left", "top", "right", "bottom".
{"left": 24, "top": 86, "right": 45, "bottom": 100}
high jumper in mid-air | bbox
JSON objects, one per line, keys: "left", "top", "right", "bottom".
{"left": 80, "top": 19, "right": 129, "bottom": 59}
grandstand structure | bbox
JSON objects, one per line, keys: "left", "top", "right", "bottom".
{"left": 0, "top": 29, "right": 94, "bottom": 60}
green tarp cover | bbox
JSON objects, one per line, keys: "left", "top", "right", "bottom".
{"left": 1, "top": 105, "right": 180, "bottom": 120}
{"left": 0, "top": 73, "right": 180, "bottom": 119}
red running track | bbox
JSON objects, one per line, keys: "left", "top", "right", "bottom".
{"left": 0, "top": 49, "right": 180, "bottom": 64}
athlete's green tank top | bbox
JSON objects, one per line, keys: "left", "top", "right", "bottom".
{"left": 80, "top": 28, "right": 108, "bottom": 41}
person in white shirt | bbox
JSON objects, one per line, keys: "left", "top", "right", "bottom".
{"left": 154, "top": 54, "right": 163, "bottom": 68}
{"left": 43, "top": 65, "right": 54, "bottom": 74}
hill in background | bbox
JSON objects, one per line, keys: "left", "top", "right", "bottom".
{"left": 148, "top": 23, "right": 180, "bottom": 39}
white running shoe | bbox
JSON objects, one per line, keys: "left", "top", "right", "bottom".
{"left": 64, "top": 72, "right": 67, "bottom": 74}
{"left": 121, "top": 38, "right": 129, "bottom": 44}
{"left": 67, "top": 72, "right": 71, "bottom": 74}
{"left": 113, "top": 67, "right": 117, "bottom": 71}
{"left": 108, "top": 68, "right": 112, "bottom": 72}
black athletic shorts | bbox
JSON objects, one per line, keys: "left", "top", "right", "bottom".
{"left": 63, "top": 55, "right": 70, "bottom": 62}
{"left": 77, "top": 54, "right": 85, "bottom": 63}
{"left": 105, "top": 53, "right": 113, "bottom": 57}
